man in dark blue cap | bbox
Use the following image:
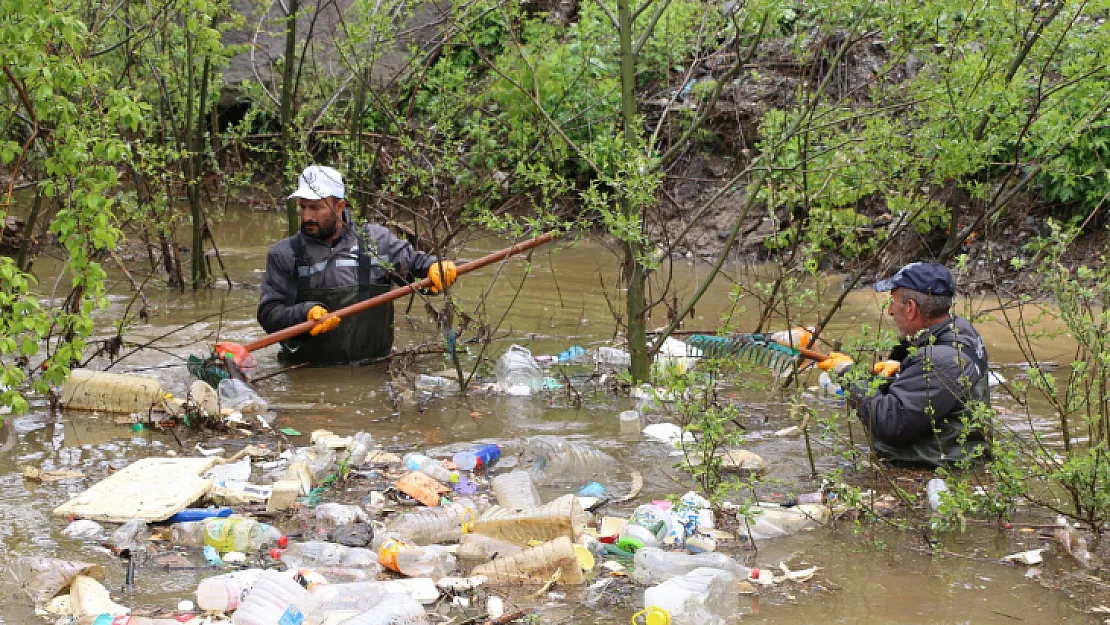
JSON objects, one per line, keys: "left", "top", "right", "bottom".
{"left": 818, "top": 263, "right": 991, "bottom": 466}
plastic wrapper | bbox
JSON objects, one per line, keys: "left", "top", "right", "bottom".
{"left": 218, "top": 378, "right": 269, "bottom": 414}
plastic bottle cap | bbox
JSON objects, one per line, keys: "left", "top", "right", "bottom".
{"left": 573, "top": 544, "right": 595, "bottom": 571}
{"left": 632, "top": 606, "right": 671, "bottom": 625}
{"left": 277, "top": 535, "right": 289, "bottom": 548}
{"left": 616, "top": 536, "right": 644, "bottom": 552}
{"left": 270, "top": 548, "right": 283, "bottom": 560}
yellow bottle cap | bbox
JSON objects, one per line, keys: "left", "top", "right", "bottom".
{"left": 631, "top": 607, "right": 671, "bottom": 625}
{"left": 573, "top": 544, "right": 595, "bottom": 571}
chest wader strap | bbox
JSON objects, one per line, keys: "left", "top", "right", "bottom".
{"left": 292, "top": 233, "right": 312, "bottom": 291}
{"left": 357, "top": 233, "right": 371, "bottom": 301}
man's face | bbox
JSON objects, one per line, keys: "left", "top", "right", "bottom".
{"left": 299, "top": 197, "right": 344, "bottom": 240}
{"left": 888, "top": 288, "right": 918, "bottom": 338}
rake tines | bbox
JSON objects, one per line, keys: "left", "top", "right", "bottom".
{"left": 686, "top": 333, "right": 802, "bottom": 372}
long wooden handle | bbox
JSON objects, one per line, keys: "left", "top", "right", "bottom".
{"left": 796, "top": 345, "right": 830, "bottom": 362}
{"left": 243, "top": 231, "right": 559, "bottom": 353}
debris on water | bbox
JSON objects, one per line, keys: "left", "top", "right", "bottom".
{"left": 775, "top": 426, "right": 802, "bottom": 437}
{"left": 1002, "top": 549, "right": 1044, "bottom": 565}
{"left": 22, "top": 465, "right": 84, "bottom": 481}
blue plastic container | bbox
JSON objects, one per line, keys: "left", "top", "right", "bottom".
{"left": 452, "top": 444, "right": 502, "bottom": 471}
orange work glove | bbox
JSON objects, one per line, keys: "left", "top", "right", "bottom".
{"left": 307, "top": 305, "right": 340, "bottom": 336}
{"left": 427, "top": 260, "right": 457, "bottom": 294}
{"left": 816, "top": 352, "right": 854, "bottom": 374}
{"left": 872, "top": 360, "right": 901, "bottom": 377}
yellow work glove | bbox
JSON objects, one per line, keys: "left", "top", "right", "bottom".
{"left": 307, "top": 305, "right": 340, "bottom": 336}
{"left": 817, "top": 352, "right": 854, "bottom": 374}
{"left": 427, "top": 260, "right": 457, "bottom": 294}
{"left": 872, "top": 360, "right": 901, "bottom": 377}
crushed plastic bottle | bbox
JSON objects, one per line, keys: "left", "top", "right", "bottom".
{"left": 470, "top": 536, "right": 585, "bottom": 585}
{"left": 63, "top": 520, "right": 104, "bottom": 540}
{"left": 522, "top": 436, "right": 616, "bottom": 485}
{"left": 738, "top": 503, "right": 830, "bottom": 541}
{"left": 557, "top": 346, "right": 586, "bottom": 362}
{"left": 631, "top": 548, "right": 754, "bottom": 585}
{"left": 275, "top": 541, "right": 381, "bottom": 571}
{"left": 457, "top": 533, "right": 525, "bottom": 572}
{"left": 414, "top": 374, "right": 460, "bottom": 396}
{"left": 376, "top": 535, "right": 457, "bottom": 578}
{"left": 452, "top": 444, "right": 501, "bottom": 471}
{"left": 491, "top": 470, "right": 543, "bottom": 510}
{"left": 641, "top": 567, "right": 741, "bottom": 625}
{"left": 386, "top": 498, "right": 479, "bottom": 545}
{"left": 473, "top": 494, "right": 586, "bottom": 544}
{"left": 315, "top": 503, "right": 370, "bottom": 531}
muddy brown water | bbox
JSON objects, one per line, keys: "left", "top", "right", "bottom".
{"left": 0, "top": 206, "right": 1098, "bottom": 623}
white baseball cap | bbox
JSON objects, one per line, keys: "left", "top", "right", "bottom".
{"left": 288, "top": 165, "right": 345, "bottom": 200}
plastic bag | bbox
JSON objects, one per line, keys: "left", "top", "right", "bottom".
{"left": 217, "top": 378, "right": 268, "bottom": 414}
{"left": 494, "top": 345, "right": 544, "bottom": 395}
{"left": 9, "top": 557, "right": 106, "bottom": 604}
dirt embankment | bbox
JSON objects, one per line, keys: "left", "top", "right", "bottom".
{"left": 650, "top": 33, "right": 1107, "bottom": 293}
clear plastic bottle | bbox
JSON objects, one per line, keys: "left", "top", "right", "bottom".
{"left": 376, "top": 535, "right": 456, "bottom": 578}
{"left": 631, "top": 548, "right": 753, "bottom": 585}
{"left": 386, "top": 498, "right": 479, "bottom": 545}
{"left": 231, "top": 570, "right": 316, "bottom": 625}
{"left": 204, "top": 518, "right": 264, "bottom": 553}
{"left": 341, "top": 595, "right": 428, "bottom": 625}
{"left": 347, "top": 432, "right": 374, "bottom": 466}
{"left": 403, "top": 453, "right": 459, "bottom": 484}
{"left": 77, "top": 617, "right": 182, "bottom": 625}
{"left": 739, "top": 503, "right": 831, "bottom": 541}
{"left": 472, "top": 494, "right": 586, "bottom": 544}
{"left": 292, "top": 443, "right": 337, "bottom": 481}
{"left": 491, "top": 470, "right": 543, "bottom": 510}
{"left": 110, "top": 518, "right": 147, "bottom": 554}
{"left": 195, "top": 569, "right": 264, "bottom": 612}
{"left": 315, "top": 503, "right": 369, "bottom": 530}
{"left": 258, "top": 523, "right": 285, "bottom": 548}
{"left": 522, "top": 436, "right": 616, "bottom": 485}
{"left": 470, "top": 536, "right": 585, "bottom": 585}
{"left": 276, "top": 541, "right": 381, "bottom": 571}
{"left": 642, "top": 567, "right": 740, "bottom": 625}
{"left": 308, "top": 581, "right": 408, "bottom": 615}
{"left": 171, "top": 521, "right": 205, "bottom": 547}
{"left": 617, "top": 504, "right": 671, "bottom": 551}
{"left": 414, "top": 375, "right": 459, "bottom": 396}
{"left": 457, "top": 533, "right": 524, "bottom": 572}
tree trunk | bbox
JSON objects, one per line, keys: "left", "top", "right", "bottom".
{"left": 618, "top": 0, "right": 649, "bottom": 381}
{"left": 281, "top": 0, "right": 300, "bottom": 236}
{"left": 190, "top": 53, "right": 212, "bottom": 288}
{"left": 15, "top": 189, "right": 43, "bottom": 272}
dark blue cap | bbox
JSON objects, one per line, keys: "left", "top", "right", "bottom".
{"left": 875, "top": 262, "right": 955, "bottom": 296}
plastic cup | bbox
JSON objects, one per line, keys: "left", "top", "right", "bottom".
{"left": 453, "top": 444, "right": 501, "bottom": 471}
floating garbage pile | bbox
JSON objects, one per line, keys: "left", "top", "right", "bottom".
{"left": 17, "top": 339, "right": 862, "bottom": 625}
{"left": 14, "top": 418, "right": 840, "bottom": 625}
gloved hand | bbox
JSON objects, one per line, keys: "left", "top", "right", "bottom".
{"left": 817, "top": 352, "right": 854, "bottom": 374}
{"left": 427, "top": 260, "right": 457, "bottom": 294}
{"left": 307, "top": 305, "right": 340, "bottom": 336}
{"left": 770, "top": 326, "right": 814, "bottom": 348}
{"left": 872, "top": 360, "right": 901, "bottom": 377}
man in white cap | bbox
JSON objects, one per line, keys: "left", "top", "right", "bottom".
{"left": 257, "top": 165, "right": 457, "bottom": 364}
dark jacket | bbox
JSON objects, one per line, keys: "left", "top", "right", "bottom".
{"left": 257, "top": 222, "right": 439, "bottom": 334}
{"left": 848, "top": 316, "right": 991, "bottom": 466}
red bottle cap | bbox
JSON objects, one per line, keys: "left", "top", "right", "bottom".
{"left": 270, "top": 548, "right": 284, "bottom": 560}
{"left": 277, "top": 535, "right": 289, "bottom": 548}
